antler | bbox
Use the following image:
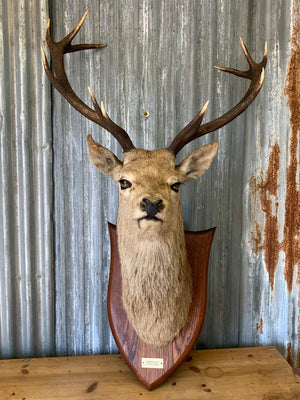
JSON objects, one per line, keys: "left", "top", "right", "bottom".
{"left": 167, "top": 38, "right": 267, "bottom": 155}
{"left": 41, "top": 8, "right": 135, "bottom": 152}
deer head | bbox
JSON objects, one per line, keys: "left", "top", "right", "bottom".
{"left": 42, "top": 8, "right": 267, "bottom": 347}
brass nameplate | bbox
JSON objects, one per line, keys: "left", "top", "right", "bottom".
{"left": 141, "top": 357, "right": 164, "bottom": 369}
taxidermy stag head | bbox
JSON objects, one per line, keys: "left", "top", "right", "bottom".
{"left": 42, "top": 9, "right": 267, "bottom": 348}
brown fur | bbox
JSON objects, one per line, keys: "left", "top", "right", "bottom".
{"left": 117, "top": 217, "right": 192, "bottom": 347}
{"left": 87, "top": 137, "right": 219, "bottom": 347}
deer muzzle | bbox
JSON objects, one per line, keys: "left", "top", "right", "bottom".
{"left": 140, "top": 198, "right": 164, "bottom": 220}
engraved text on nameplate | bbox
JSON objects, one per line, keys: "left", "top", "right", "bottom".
{"left": 141, "top": 357, "right": 164, "bottom": 369}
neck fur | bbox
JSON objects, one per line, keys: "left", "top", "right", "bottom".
{"left": 117, "top": 218, "right": 192, "bottom": 347}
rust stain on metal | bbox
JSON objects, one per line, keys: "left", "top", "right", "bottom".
{"left": 283, "top": 6, "right": 300, "bottom": 294}
{"left": 249, "top": 141, "right": 281, "bottom": 290}
{"left": 284, "top": 1, "right": 300, "bottom": 369}
{"left": 256, "top": 316, "right": 264, "bottom": 334}
{"left": 250, "top": 221, "right": 262, "bottom": 255}
{"left": 260, "top": 141, "right": 280, "bottom": 291}
{"left": 286, "top": 342, "right": 295, "bottom": 369}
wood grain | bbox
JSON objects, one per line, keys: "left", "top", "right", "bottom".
{"left": 107, "top": 223, "right": 216, "bottom": 389}
{"left": 0, "top": 347, "right": 299, "bottom": 399}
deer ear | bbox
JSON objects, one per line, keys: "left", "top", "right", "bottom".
{"left": 177, "top": 141, "right": 219, "bottom": 181}
{"left": 87, "top": 134, "right": 123, "bottom": 179}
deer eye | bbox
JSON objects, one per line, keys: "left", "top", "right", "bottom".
{"left": 170, "top": 182, "right": 181, "bottom": 192}
{"left": 119, "top": 179, "right": 132, "bottom": 190}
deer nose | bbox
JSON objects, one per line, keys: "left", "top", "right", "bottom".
{"left": 140, "top": 198, "right": 164, "bottom": 218}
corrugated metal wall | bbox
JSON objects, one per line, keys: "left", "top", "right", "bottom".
{"left": 0, "top": 0, "right": 54, "bottom": 358}
{"left": 0, "top": 0, "right": 299, "bottom": 372}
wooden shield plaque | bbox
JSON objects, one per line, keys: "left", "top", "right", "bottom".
{"left": 107, "top": 223, "right": 215, "bottom": 390}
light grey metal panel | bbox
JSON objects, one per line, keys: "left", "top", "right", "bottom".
{"left": 0, "top": 0, "right": 54, "bottom": 358}
{"left": 49, "top": 0, "right": 119, "bottom": 356}
{"left": 0, "top": 0, "right": 299, "bottom": 372}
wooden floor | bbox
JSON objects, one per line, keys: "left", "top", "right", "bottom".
{"left": 0, "top": 347, "right": 299, "bottom": 399}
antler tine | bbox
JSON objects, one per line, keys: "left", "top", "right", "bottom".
{"left": 61, "top": 7, "right": 91, "bottom": 51}
{"left": 88, "top": 87, "right": 135, "bottom": 153}
{"left": 167, "top": 39, "right": 267, "bottom": 156}
{"left": 47, "top": 7, "right": 107, "bottom": 54}
{"left": 41, "top": 8, "right": 135, "bottom": 152}
{"left": 214, "top": 38, "right": 267, "bottom": 79}
{"left": 166, "top": 101, "right": 209, "bottom": 156}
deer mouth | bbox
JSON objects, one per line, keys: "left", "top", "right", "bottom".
{"left": 137, "top": 216, "right": 163, "bottom": 228}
